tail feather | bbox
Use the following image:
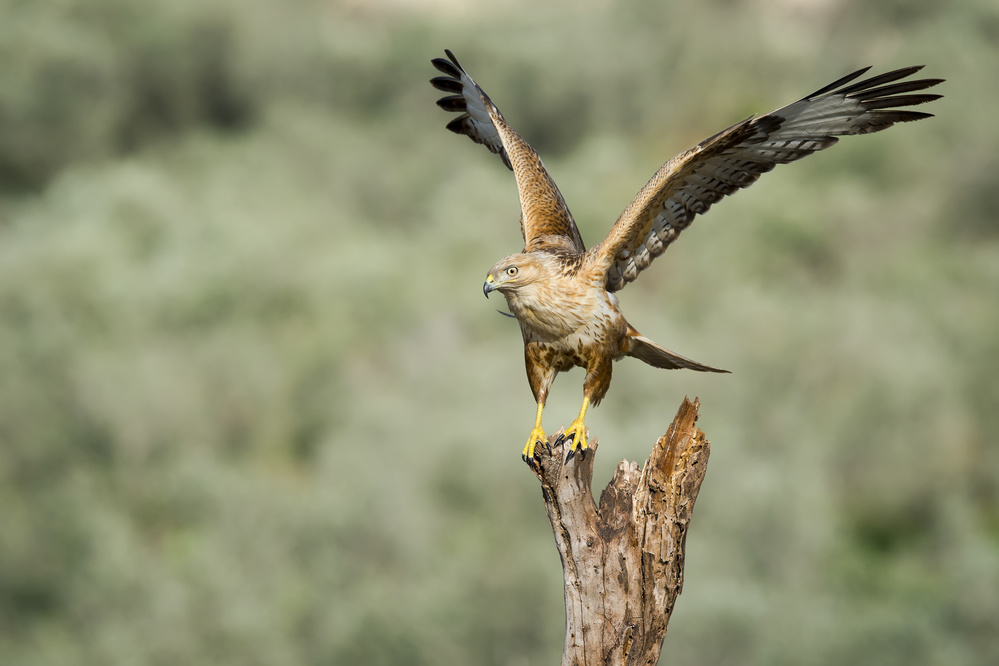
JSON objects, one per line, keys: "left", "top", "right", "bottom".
{"left": 626, "top": 331, "right": 729, "bottom": 374}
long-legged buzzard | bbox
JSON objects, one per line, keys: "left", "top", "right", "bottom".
{"left": 431, "top": 50, "right": 942, "bottom": 465}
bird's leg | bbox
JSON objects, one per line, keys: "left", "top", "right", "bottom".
{"left": 558, "top": 396, "right": 590, "bottom": 461}
{"left": 522, "top": 401, "right": 548, "bottom": 464}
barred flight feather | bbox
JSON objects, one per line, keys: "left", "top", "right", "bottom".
{"left": 598, "top": 66, "right": 942, "bottom": 291}
{"left": 431, "top": 49, "right": 584, "bottom": 253}
{"left": 431, "top": 51, "right": 512, "bottom": 169}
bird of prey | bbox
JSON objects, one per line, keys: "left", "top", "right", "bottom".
{"left": 430, "top": 49, "right": 942, "bottom": 465}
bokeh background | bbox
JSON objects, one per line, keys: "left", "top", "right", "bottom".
{"left": 1, "top": 0, "right": 996, "bottom": 664}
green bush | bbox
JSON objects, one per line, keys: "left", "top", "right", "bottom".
{"left": 1, "top": 1, "right": 997, "bottom": 665}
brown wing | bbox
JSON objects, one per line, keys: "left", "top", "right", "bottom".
{"left": 593, "top": 66, "right": 944, "bottom": 291}
{"left": 431, "top": 50, "right": 585, "bottom": 255}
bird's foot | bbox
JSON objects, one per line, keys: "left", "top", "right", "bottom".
{"left": 556, "top": 419, "right": 588, "bottom": 463}
{"left": 521, "top": 425, "right": 549, "bottom": 465}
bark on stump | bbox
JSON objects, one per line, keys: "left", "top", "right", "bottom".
{"left": 529, "top": 397, "right": 710, "bottom": 666}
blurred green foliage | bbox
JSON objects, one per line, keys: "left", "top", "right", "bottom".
{"left": 0, "top": 0, "right": 996, "bottom": 664}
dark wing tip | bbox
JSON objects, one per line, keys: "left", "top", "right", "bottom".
{"left": 444, "top": 116, "right": 468, "bottom": 134}
{"left": 435, "top": 94, "right": 467, "bottom": 112}
{"left": 806, "top": 65, "right": 943, "bottom": 102}
{"left": 872, "top": 109, "right": 936, "bottom": 123}
{"left": 863, "top": 94, "right": 943, "bottom": 110}
{"left": 806, "top": 66, "right": 873, "bottom": 98}
{"left": 430, "top": 76, "right": 463, "bottom": 94}
{"left": 856, "top": 78, "right": 945, "bottom": 100}
{"left": 837, "top": 65, "right": 930, "bottom": 96}
{"left": 807, "top": 65, "right": 943, "bottom": 132}
{"left": 431, "top": 56, "right": 460, "bottom": 78}
{"left": 433, "top": 49, "right": 471, "bottom": 82}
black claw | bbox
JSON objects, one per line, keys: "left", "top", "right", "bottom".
{"left": 565, "top": 447, "right": 576, "bottom": 463}
{"left": 565, "top": 431, "right": 576, "bottom": 444}
{"left": 554, "top": 432, "right": 565, "bottom": 447}
{"left": 544, "top": 440, "right": 552, "bottom": 455}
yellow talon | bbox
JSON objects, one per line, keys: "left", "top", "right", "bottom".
{"left": 522, "top": 425, "right": 547, "bottom": 461}
{"left": 561, "top": 397, "right": 591, "bottom": 460}
{"left": 562, "top": 420, "right": 588, "bottom": 452}
{"left": 522, "top": 402, "right": 547, "bottom": 463}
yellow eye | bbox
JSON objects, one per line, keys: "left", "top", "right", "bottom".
{"left": 506, "top": 266, "right": 518, "bottom": 277}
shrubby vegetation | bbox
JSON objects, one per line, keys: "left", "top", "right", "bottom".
{"left": 1, "top": 1, "right": 996, "bottom": 664}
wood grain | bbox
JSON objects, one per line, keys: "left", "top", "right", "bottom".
{"left": 529, "top": 397, "right": 710, "bottom": 665}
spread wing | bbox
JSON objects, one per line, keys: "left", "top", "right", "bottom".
{"left": 594, "top": 66, "right": 944, "bottom": 291}
{"left": 431, "top": 50, "right": 585, "bottom": 255}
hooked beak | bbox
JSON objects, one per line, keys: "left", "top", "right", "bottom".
{"left": 483, "top": 274, "right": 497, "bottom": 298}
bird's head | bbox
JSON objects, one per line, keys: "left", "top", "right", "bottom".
{"left": 482, "top": 253, "right": 550, "bottom": 298}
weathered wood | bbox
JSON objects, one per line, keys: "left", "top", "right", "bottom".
{"left": 529, "top": 397, "right": 710, "bottom": 666}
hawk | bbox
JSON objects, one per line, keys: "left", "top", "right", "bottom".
{"left": 430, "top": 49, "right": 942, "bottom": 465}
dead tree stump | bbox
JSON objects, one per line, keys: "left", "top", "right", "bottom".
{"left": 529, "top": 397, "right": 710, "bottom": 666}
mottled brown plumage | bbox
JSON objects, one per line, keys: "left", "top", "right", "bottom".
{"left": 432, "top": 50, "right": 942, "bottom": 463}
